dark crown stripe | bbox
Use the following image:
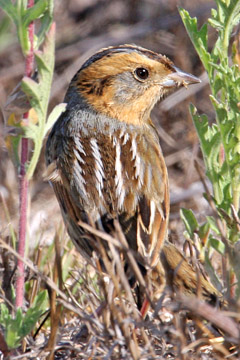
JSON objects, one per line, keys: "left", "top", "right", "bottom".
{"left": 71, "top": 45, "right": 173, "bottom": 83}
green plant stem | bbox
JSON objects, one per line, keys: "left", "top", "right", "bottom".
{"left": 222, "top": 1, "right": 240, "bottom": 61}
{"left": 15, "top": 0, "right": 35, "bottom": 310}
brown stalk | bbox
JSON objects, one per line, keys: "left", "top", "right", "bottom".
{"left": 29, "top": 247, "right": 43, "bottom": 306}
{"left": 178, "top": 293, "right": 240, "bottom": 341}
{"left": 46, "top": 233, "right": 64, "bottom": 359}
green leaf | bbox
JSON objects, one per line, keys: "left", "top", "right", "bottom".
{"left": 189, "top": 106, "right": 220, "bottom": 159}
{"left": 209, "top": 236, "right": 225, "bottom": 255}
{"left": 22, "top": 0, "right": 49, "bottom": 27}
{"left": 36, "top": 0, "right": 54, "bottom": 47}
{"left": 208, "top": 18, "right": 223, "bottom": 30}
{"left": 180, "top": 208, "right": 198, "bottom": 238}
{"left": 0, "top": 303, "right": 10, "bottom": 324}
{"left": 1, "top": 307, "right": 23, "bottom": 349}
{"left": 0, "top": 0, "right": 18, "bottom": 25}
{"left": 179, "top": 8, "right": 212, "bottom": 72}
{"left": 190, "top": 105, "right": 222, "bottom": 175}
{"left": 0, "top": 0, "right": 54, "bottom": 53}
{"left": 206, "top": 216, "right": 220, "bottom": 235}
{"left": 20, "top": 290, "right": 48, "bottom": 338}
{"left": 204, "top": 249, "right": 222, "bottom": 291}
{"left": 180, "top": 0, "right": 240, "bottom": 257}
{"left": 198, "top": 222, "right": 210, "bottom": 243}
{"left": 24, "top": 123, "right": 39, "bottom": 141}
{"left": 21, "top": 77, "right": 41, "bottom": 112}
{"left": 213, "top": 0, "right": 240, "bottom": 60}
{"left": 0, "top": 291, "right": 47, "bottom": 349}
{"left": 44, "top": 103, "right": 67, "bottom": 136}
{"left": 179, "top": 8, "right": 208, "bottom": 49}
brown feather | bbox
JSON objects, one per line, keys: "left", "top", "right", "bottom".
{"left": 45, "top": 44, "right": 205, "bottom": 308}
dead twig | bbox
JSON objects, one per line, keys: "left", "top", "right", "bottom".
{"left": 178, "top": 293, "right": 240, "bottom": 341}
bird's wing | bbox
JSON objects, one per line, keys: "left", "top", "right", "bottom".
{"left": 109, "top": 126, "right": 169, "bottom": 267}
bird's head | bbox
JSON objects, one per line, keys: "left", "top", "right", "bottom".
{"left": 69, "top": 44, "right": 200, "bottom": 125}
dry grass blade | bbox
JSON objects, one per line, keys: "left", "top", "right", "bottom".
{"left": 178, "top": 293, "right": 240, "bottom": 341}
{"left": 113, "top": 220, "right": 153, "bottom": 302}
{"left": 46, "top": 232, "right": 64, "bottom": 360}
{"left": 29, "top": 247, "right": 42, "bottom": 306}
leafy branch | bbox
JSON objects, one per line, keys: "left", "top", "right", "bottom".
{"left": 179, "top": 0, "right": 240, "bottom": 232}
{"left": 179, "top": 0, "right": 240, "bottom": 296}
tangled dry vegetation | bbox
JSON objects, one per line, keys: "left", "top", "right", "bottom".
{"left": 0, "top": 1, "right": 240, "bottom": 359}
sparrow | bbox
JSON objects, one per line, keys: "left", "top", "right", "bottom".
{"left": 45, "top": 44, "right": 219, "bottom": 307}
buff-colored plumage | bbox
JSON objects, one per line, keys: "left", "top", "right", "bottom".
{"left": 46, "top": 44, "right": 220, "bottom": 306}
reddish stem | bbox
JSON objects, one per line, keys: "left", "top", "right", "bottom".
{"left": 15, "top": 0, "right": 35, "bottom": 309}
{"left": 219, "top": 143, "right": 225, "bottom": 167}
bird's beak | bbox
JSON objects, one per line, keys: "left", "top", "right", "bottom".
{"left": 163, "top": 66, "right": 201, "bottom": 88}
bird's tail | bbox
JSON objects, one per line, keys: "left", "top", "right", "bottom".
{"left": 159, "top": 242, "right": 222, "bottom": 304}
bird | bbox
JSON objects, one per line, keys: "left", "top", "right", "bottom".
{"left": 45, "top": 44, "right": 220, "bottom": 309}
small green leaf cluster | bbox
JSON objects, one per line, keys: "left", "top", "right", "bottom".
{"left": 0, "top": 0, "right": 53, "bottom": 54}
{"left": 0, "top": 290, "right": 47, "bottom": 349}
{"left": 179, "top": 1, "right": 240, "bottom": 243}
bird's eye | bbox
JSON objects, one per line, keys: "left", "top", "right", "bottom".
{"left": 134, "top": 67, "right": 149, "bottom": 81}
